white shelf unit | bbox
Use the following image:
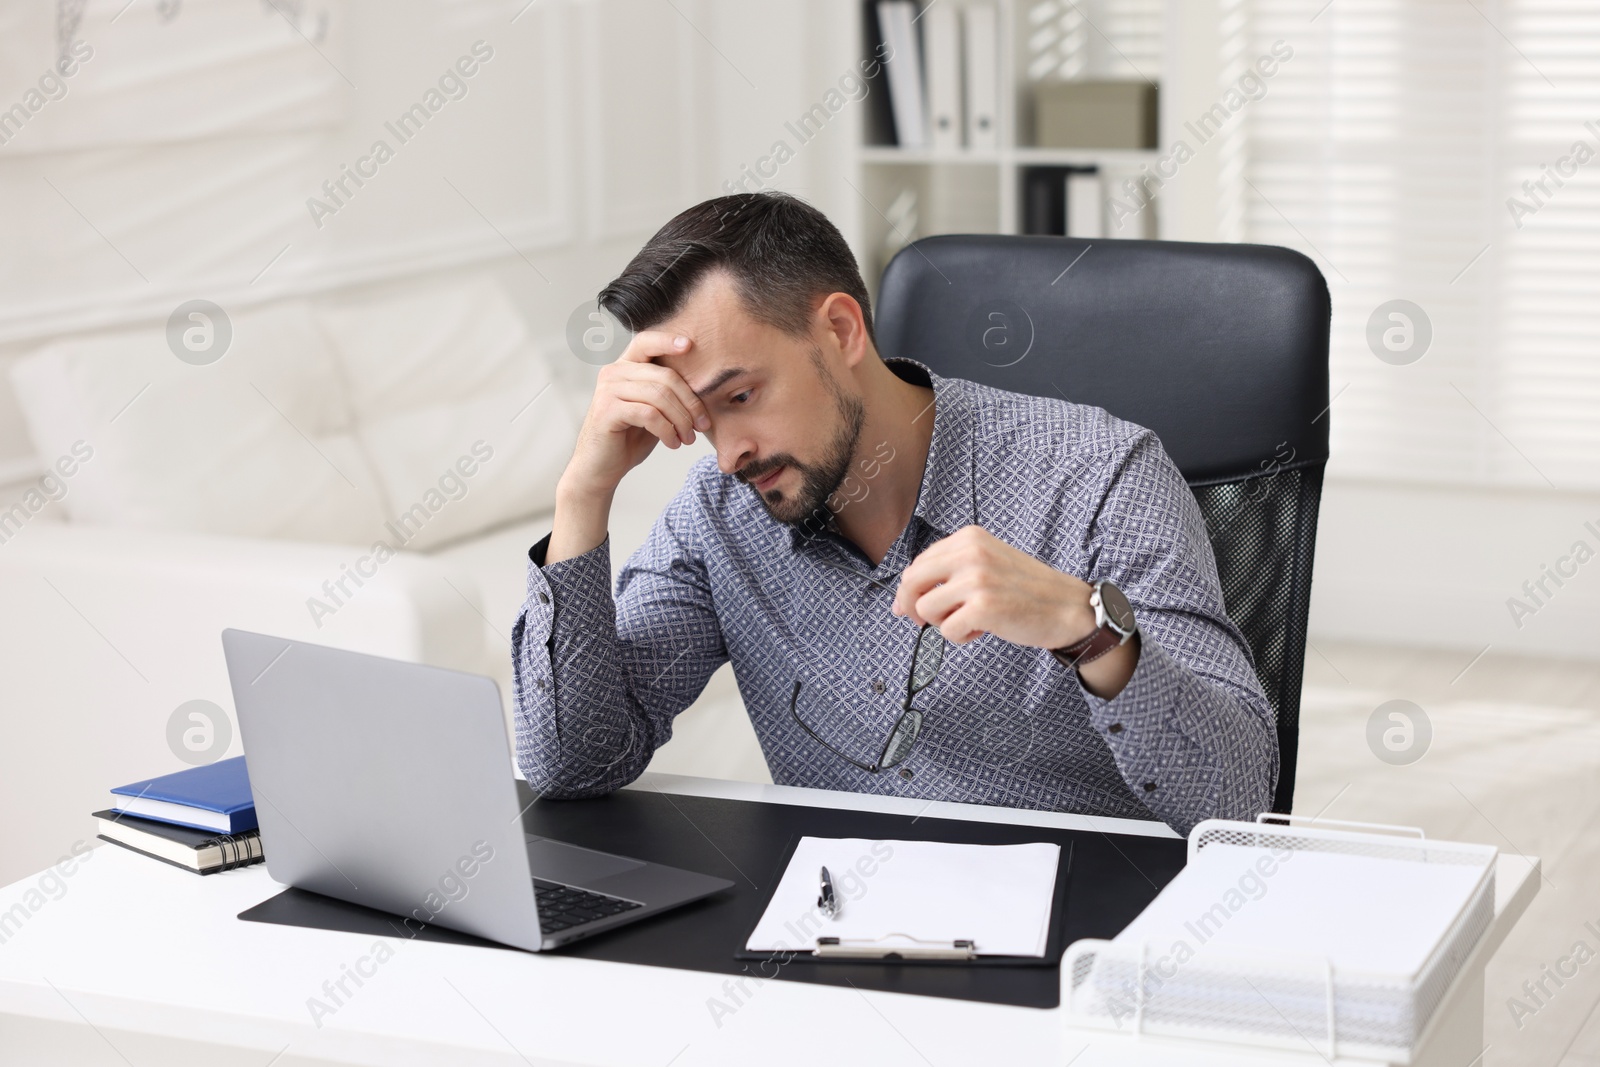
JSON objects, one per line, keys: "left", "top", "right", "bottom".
{"left": 848, "top": 0, "right": 1175, "bottom": 292}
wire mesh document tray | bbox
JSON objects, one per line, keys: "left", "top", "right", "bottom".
{"left": 1061, "top": 814, "right": 1498, "bottom": 1062}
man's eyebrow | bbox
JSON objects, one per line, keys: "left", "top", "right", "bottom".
{"left": 690, "top": 367, "right": 750, "bottom": 399}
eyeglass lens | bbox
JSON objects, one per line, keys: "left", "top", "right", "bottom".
{"left": 882, "top": 709, "right": 923, "bottom": 767}
{"left": 910, "top": 624, "right": 944, "bottom": 693}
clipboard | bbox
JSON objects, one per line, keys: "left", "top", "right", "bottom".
{"left": 735, "top": 835, "right": 1075, "bottom": 967}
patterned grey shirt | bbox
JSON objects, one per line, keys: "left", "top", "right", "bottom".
{"left": 512, "top": 357, "right": 1278, "bottom": 835}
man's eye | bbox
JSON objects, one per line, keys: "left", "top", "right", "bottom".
{"left": 730, "top": 390, "right": 752, "bottom": 405}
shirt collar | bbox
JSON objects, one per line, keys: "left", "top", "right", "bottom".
{"left": 786, "top": 356, "right": 978, "bottom": 553}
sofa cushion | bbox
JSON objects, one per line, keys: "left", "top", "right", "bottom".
{"left": 9, "top": 300, "right": 389, "bottom": 543}
{"left": 8, "top": 273, "right": 582, "bottom": 549}
{"left": 312, "top": 275, "right": 582, "bottom": 551}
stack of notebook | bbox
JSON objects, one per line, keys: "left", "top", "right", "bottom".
{"left": 94, "top": 756, "right": 263, "bottom": 875}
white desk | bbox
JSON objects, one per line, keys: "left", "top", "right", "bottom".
{"left": 0, "top": 774, "right": 1538, "bottom": 1067}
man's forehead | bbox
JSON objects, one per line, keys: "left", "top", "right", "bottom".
{"left": 656, "top": 309, "right": 755, "bottom": 393}
{"left": 650, "top": 270, "right": 796, "bottom": 393}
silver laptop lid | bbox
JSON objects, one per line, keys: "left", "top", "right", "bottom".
{"left": 222, "top": 629, "right": 544, "bottom": 952}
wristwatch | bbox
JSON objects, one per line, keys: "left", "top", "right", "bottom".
{"left": 1050, "top": 580, "right": 1138, "bottom": 670}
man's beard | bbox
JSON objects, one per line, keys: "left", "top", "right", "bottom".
{"left": 738, "top": 386, "right": 865, "bottom": 528}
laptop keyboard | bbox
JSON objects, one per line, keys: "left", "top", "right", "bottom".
{"left": 534, "top": 878, "right": 643, "bottom": 934}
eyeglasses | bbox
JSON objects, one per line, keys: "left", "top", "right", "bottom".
{"left": 789, "top": 621, "right": 945, "bottom": 773}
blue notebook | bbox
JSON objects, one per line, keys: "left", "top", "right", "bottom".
{"left": 109, "top": 756, "right": 258, "bottom": 834}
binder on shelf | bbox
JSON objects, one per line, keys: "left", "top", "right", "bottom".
{"left": 1022, "top": 165, "right": 1098, "bottom": 236}
{"left": 876, "top": 1, "right": 927, "bottom": 149}
{"left": 963, "top": 2, "right": 998, "bottom": 150}
{"left": 860, "top": 0, "right": 898, "bottom": 146}
{"left": 739, "top": 836, "right": 1069, "bottom": 966}
{"left": 1062, "top": 814, "right": 1499, "bottom": 1062}
{"left": 1066, "top": 169, "right": 1105, "bottom": 238}
{"left": 923, "top": 2, "right": 963, "bottom": 151}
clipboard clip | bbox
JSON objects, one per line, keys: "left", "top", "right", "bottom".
{"left": 814, "top": 935, "right": 978, "bottom": 960}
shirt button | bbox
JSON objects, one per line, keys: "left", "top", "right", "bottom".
{"left": 1108, "top": 723, "right": 1124, "bottom": 734}
{"left": 536, "top": 679, "right": 547, "bottom": 691}
{"left": 538, "top": 591, "right": 550, "bottom": 604}
{"left": 1143, "top": 782, "right": 1157, "bottom": 792}
{"left": 871, "top": 678, "right": 886, "bottom": 694}
{"left": 898, "top": 767, "right": 914, "bottom": 780}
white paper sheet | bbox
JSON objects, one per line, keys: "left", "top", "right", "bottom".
{"left": 744, "top": 837, "right": 1061, "bottom": 957}
{"left": 1114, "top": 843, "right": 1490, "bottom": 977}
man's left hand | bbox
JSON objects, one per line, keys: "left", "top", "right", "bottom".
{"left": 891, "top": 525, "right": 1096, "bottom": 648}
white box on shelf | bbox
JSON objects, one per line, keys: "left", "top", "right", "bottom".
{"left": 1066, "top": 170, "right": 1104, "bottom": 238}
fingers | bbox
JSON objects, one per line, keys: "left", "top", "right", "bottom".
{"left": 619, "top": 328, "right": 689, "bottom": 363}
{"left": 892, "top": 553, "right": 957, "bottom": 619}
{"left": 934, "top": 605, "right": 987, "bottom": 645}
{"left": 567, "top": 326, "right": 714, "bottom": 490}
{"left": 611, "top": 377, "right": 701, "bottom": 447}
{"left": 912, "top": 579, "right": 971, "bottom": 624}
{"left": 892, "top": 527, "right": 1006, "bottom": 638}
{"left": 615, "top": 401, "right": 686, "bottom": 450}
{"left": 608, "top": 330, "right": 712, "bottom": 436}
{"left": 893, "top": 572, "right": 987, "bottom": 642}
{"left": 892, "top": 526, "right": 1012, "bottom": 618}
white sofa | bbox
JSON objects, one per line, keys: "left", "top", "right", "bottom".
{"left": 0, "top": 273, "right": 767, "bottom": 887}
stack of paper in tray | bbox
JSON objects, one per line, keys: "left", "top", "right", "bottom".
{"left": 1066, "top": 821, "right": 1499, "bottom": 1057}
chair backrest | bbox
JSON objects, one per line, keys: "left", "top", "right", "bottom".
{"left": 874, "top": 234, "right": 1330, "bottom": 814}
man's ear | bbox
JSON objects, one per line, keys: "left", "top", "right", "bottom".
{"left": 818, "top": 292, "right": 871, "bottom": 369}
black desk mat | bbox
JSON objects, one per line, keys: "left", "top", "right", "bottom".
{"left": 238, "top": 785, "right": 1187, "bottom": 1008}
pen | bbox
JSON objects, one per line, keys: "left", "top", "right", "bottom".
{"left": 818, "top": 865, "right": 839, "bottom": 920}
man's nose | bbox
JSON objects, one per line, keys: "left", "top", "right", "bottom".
{"left": 716, "top": 439, "right": 752, "bottom": 477}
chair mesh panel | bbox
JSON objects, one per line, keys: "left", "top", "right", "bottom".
{"left": 1189, "top": 464, "right": 1325, "bottom": 814}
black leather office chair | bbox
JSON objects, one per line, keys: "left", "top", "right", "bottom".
{"left": 875, "top": 235, "right": 1330, "bottom": 815}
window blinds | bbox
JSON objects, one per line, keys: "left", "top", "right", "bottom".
{"left": 1025, "top": 0, "right": 1165, "bottom": 82}
{"left": 1242, "top": 0, "right": 1600, "bottom": 490}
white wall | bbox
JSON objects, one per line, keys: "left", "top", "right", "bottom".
{"left": 1311, "top": 481, "right": 1600, "bottom": 664}
{"left": 0, "top": 0, "right": 832, "bottom": 888}
{"left": 0, "top": 0, "right": 829, "bottom": 496}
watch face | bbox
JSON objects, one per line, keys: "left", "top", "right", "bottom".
{"left": 1098, "top": 582, "right": 1136, "bottom": 634}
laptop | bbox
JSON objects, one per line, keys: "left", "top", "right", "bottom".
{"left": 222, "top": 629, "right": 733, "bottom": 952}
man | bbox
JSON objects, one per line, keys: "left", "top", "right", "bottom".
{"left": 513, "top": 191, "right": 1277, "bottom": 835}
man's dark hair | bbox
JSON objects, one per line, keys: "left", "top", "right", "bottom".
{"left": 597, "top": 191, "right": 877, "bottom": 353}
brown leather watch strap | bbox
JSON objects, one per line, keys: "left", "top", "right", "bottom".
{"left": 1050, "top": 623, "right": 1125, "bottom": 670}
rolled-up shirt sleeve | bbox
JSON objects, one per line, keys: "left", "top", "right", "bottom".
{"left": 511, "top": 471, "right": 728, "bottom": 798}
{"left": 1070, "top": 430, "right": 1279, "bottom": 836}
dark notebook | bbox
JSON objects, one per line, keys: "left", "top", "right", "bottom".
{"left": 94, "top": 808, "right": 263, "bottom": 875}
